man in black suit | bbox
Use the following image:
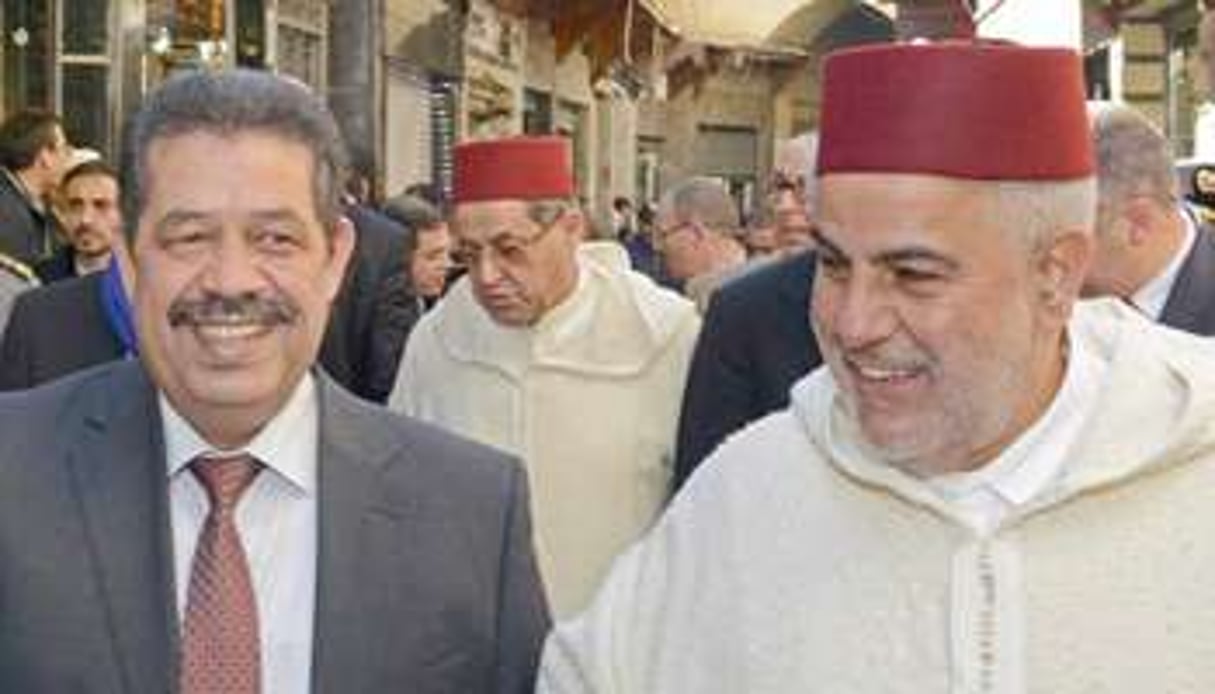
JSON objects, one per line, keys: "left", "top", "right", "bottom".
{"left": 1086, "top": 102, "right": 1215, "bottom": 334}
{"left": 319, "top": 202, "right": 419, "bottom": 402}
{"left": 33, "top": 159, "right": 122, "bottom": 283}
{"left": 672, "top": 250, "right": 820, "bottom": 489}
{"left": 0, "top": 68, "right": 548, "bottom": 693}
{"left": 672, "top": 132, "right": 824, "bottom": 491}
{"left": 0, "top": 108, "right": 71, "bottom": 267}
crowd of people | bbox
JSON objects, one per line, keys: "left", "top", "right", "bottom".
{"left": 3, "top": 24, "right": 1215, "bottom": 694}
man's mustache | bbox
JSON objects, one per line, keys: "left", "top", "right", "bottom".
{"left": 167, "top": 291, "right": 299, "bottom": 328}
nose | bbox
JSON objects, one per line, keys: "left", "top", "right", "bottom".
{"left": 814, "top": 270, "right": 898, "bottom": 351}
{"left": 200, "top": 234, "right": 266, "bottom": 296}
{"left": 466, "top": 250, "right": 505, "bottom": 287}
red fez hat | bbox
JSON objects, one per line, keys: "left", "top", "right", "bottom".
{"left": 453, "top": 136, "right": 575, "bottom": 203}
{"left": 817, "top": 42, "right": 1093, "bottom": 180}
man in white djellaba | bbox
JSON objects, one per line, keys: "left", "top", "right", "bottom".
{"left": 539, "top": 40, "right": 1215, "bottom": 693}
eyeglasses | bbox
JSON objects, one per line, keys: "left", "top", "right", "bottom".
{"left": 452, "top": 211, "right": 564, "bottom": 269}
{"left": 653, "top": 221, "right": 695, "bottom": 249}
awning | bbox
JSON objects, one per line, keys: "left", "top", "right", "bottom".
{"left": 640, "top": 0, "right": 895, "bottom": 52}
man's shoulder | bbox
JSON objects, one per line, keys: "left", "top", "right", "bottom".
{"left": 712, "top": 250, "right": 814, "bottom": 308}
{"left": 0, "top": 360, "right": 143, "bottom": 438}
{"left": 7, "top": 274, "right": 105, "bottom": 343}
{"left": 321, "top": 378, "right": 522, "bottom": 490}
{"left": 13, "top": 272, "right": 99, "bottom": 310}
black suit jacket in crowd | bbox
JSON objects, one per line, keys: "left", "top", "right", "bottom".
{"left": 0, "top": 272, "right": 123, "bottom": 391}
{"left": 32, "top": 247, "right": 79, "bottom": 284}
{"left": 0, "top": 169, "right": 58, "bottom": 266}
{"left": 673, "top": 249, "right": 821, "bottom": 491}
{"left": 321, "top": 204, "right": 420, "bottom": 403}
{"left": 1159, "top": 219, "right": 1215, "bottom": 335}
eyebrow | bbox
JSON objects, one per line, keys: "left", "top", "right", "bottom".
{"left": 812, "top": 228, "right": 961, "bottom": 272}
{"left": 154, "top": 209, "right": 215, "bottom": 235}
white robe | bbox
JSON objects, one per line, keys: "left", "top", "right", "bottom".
{"left": 389, "top": 241, "right": 700, "bottom": 616}
{"left": 540, "top": 299, "right": 1215, "bottom": 692}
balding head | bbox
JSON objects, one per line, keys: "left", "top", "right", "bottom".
{"left": 769, "top": 131, "right": 818, "bottom": 253}
{"left": 1085, "top": 101, "right": 1186, "bottom": 299}
{"left": 655, "top": 177, "right": 743, "bottom": 281}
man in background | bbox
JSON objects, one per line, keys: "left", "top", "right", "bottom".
{"left": 35, "top": 159, "right": 122, "bottom": 283}
{"left": 0, "top": 108, "right": 71, "bottom": 267}
{"left": 1085, "top": 101, "right": 1215, "bottom": 333}
{"left": 654, "top": 176, "right": 748, "bottom": 312}
{"left": 391, "top": 136, "right": 699, "bottom": 617}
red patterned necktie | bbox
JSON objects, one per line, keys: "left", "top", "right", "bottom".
{"left": 181, "top": 454, "right": 263, "bottom": 694}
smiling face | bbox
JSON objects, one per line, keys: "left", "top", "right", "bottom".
{"left": 810, "top": 173, "right": 1081, "bottom": 476}
{"left": 132, "top": 130, "right": 353, "bottom": 448}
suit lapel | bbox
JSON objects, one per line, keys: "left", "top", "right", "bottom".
{"left": 64, "top": 362, "right": 177, "bottom": 694}
{"left": 1160, "top": 221, "right": 1215, "bottom": 335}
{"left": 311, "top": 376, "right": 416, "bottom": 693}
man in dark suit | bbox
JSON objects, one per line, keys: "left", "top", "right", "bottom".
{"left": 0, "top": 262, "right": 129, "bottom": 389}
{"left": 1086, "top": 102, "right": 1215, "bottom": 334}
{"left": 0, "top": 108, "right": 70, "bottom": 267}
{"left": 320, "top": 203, "right": 419, "bottom": 403}
{"left": 672, "top": 249, "right": 820, "bottom": 490}
{"left": 0, "top": 69, "right": 548, "bottom": 693}
{"left": 33, "top": 159, "right": 122, "bottom": 284}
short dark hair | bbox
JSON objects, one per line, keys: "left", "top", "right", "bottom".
{"left": 62, "top": 159, "right": 118, "bottom": 190}
{"left": 612, "top": 196, "right": 633, "bottom": 212}
{"left": 383, "top": 194, "right": 445, "bottom": 262}
{"left": 0, "top": 108, "right": 63, "bottom": 171}
{"left": 121, "top": 69, "right": 350, "bottom": 239}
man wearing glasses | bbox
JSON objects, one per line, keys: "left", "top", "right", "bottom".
{"left": 388, "top": 136, "right": 700, "bottom": 618}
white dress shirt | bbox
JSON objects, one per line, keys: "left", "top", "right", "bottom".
{"left": 162, "top": 374, "right": 319, "bottom": 694}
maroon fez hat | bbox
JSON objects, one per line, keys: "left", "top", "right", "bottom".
{"left": 817, "top": 42, "right": 1094, "bottom": 180}
{"left": 453, "top": 136, "right": 575, "bottom": 203}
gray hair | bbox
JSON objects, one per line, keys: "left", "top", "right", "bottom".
{"left": 657, "top": 176, "right": 741, "bottom": 236}
{"left": 990, "top": 178, "right": 1096, "bottom": 255}
{"left": 776, "top": 131, "right": 819, "bottom": 211}
{"left": 121, "top": 69, "right": 350, "bottom": 238}
{"left": 1087, "top": 102, "right": 1177, "bottom": 236}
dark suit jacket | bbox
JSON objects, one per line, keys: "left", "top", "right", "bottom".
{"left": 0, "top": 170, "right": 58, "bottom": 266}
{"left": 320, "top": 204, "right": 420, "bottom": 403}
{"left": 673, "top": 250, "right": 821, "bottom": 490}
{"left": 0, "top": 271, "right": 124, "bottom": 391}
{"left": 1160, "top": 220, "right": 1215, "bottom": 335}
{"left": 0, "top": 360, "right": 549, "bottom": 692}
{"left": 32, "top": 247, "right": 78, "bottom": 284}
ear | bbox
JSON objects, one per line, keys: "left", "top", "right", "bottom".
{"left": 322, "top": 215, "right": 356, "bottom": 302}
{"left": 1121, "top": 196, "right": 1157, "bottom": 245}
{"left": 557, "top": 207, "right": 587, "bottom": 242}
{"left": 1034, "top": 226, "right": 1094, "bottom": 319}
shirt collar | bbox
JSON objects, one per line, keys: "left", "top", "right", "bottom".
{"left": 1131, "top": 205, "right": 1196, "bottom": 320}
{"left": 161, "top": 372, "right": 319, "bottom": 494}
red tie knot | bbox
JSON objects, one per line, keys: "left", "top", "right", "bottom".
{"left": 190, "top": 454, "right": 261, "bottom": 513}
